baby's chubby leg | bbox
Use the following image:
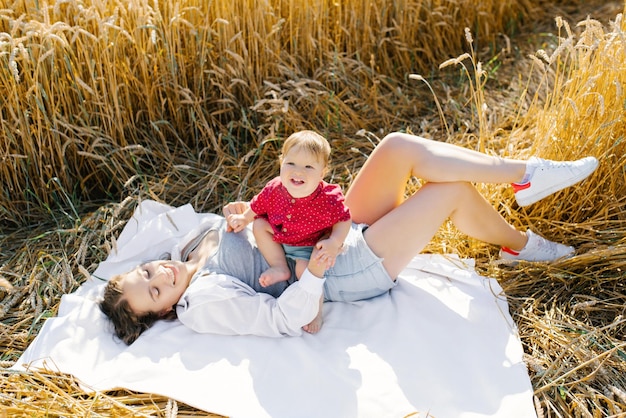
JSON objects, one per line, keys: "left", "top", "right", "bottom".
{"left": 253, "top": 218, "right": 291, "bottom": 287}
{"left": 294, "top": 258, "right": 308, "bottom": 279}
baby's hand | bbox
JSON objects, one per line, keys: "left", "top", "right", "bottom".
{"left": 223, "top": 202, "right": 251, "bottom": 232}
{"left": 314, "top": 238, "right": 343, "bottom": 269}
{"left": 227, "top": 213, "right": 249, "bottom": 233}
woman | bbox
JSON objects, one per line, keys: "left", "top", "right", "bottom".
{"left": 100, "top": 132, "right": 598, "bottom": 344}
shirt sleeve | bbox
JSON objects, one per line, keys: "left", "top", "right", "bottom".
{"left": 176, "top": 269, "right": 324, "bottom": 337}
{"left": 250, "top": 177, "right": 281, "bottom": 216}
{"left": 324, "top": 183, "right": 351, "bottom": 222}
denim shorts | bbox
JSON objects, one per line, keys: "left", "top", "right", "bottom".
{"left": 323, "top": 223, "right": 397, "bottom": 302}
{"left": 282, "top": 244, "right": 314, "bottom": 260}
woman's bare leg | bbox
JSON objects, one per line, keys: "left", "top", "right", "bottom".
{"left": 345, "top": 132, "right": 595, "bottom": 275}
{"left": 364, "top": 181, "right": 527, "bottom": 278}
{"left": 345, "top": 132, "right": 526, "bottom": 225}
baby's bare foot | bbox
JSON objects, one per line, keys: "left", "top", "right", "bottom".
{"left": 259, "top": 266, "right": 290, "bottom": 287}
{"left": 303, "top": 311, "right": 323, "bottom": 334}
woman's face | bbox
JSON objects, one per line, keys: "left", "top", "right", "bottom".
{"left": 280, "top": 145, "right": 326, "bottom": 198}
{"left": 121, "top": 259, "right": 192, "bottom": 315}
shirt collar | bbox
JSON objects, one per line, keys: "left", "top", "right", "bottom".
{"left": 280, "top": 181, "right": 323, "bottom": 203}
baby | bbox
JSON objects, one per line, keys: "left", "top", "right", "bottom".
{"left": 226, "top": 130, "right": 352, "bottom": 332}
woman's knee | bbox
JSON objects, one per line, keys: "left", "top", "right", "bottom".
{"left": 378, "top": 132, "right": 430, "bottom": 162}
{"left": 380, "top": 132, "right": 427, "bottom": 149}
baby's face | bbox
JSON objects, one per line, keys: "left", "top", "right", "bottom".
{"left": 121, "top": 259, "right": 191, "bottom": 315}
{"left": 279, "top": 146, "right": 325, "bottom": 198}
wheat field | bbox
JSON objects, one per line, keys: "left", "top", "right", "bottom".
{"left": 1, "top": 0, "right": 625, "bottom": 416}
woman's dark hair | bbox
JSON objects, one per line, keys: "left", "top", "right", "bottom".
{"left": 99, "top": 275, "right": 177, "bottom": 345}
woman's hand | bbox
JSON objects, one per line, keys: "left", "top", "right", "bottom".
{"left": 227, "top": 213, "right": 250, "bottom": 233}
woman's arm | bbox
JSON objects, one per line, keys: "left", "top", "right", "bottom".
{"left": 176, "top": 269, "right": 325, "bottom": 337}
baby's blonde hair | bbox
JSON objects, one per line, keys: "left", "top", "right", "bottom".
{"left": 281, "top": 130, "right": 331, "bottom": 167}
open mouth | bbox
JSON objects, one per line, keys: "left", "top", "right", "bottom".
{"left": 165, "top": 265, "right": 177, "bottom": 286}
{"left": 290, "top": 178, "right": 305, "bottom": 186}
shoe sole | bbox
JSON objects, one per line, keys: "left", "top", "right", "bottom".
{"left": 516, "top": 157, "right": 598, "bottom": 207}
{"left": 494, "top": 258, "right": 521, "bottom": 266}
{"left": 496, "top": 252, "right": 575, "bottom": 264}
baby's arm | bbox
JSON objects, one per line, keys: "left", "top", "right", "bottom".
{"left": 314, "top": 218, "right": 352, "bottom": 268}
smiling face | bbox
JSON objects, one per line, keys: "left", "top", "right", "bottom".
{"left": 279, "top": 144, "right": 327, "bottom": 198}
{"left": 120, "top": 259, "right": 193, "bottom": 315}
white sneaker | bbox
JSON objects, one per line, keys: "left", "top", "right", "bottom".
{"left": 499, "top": 230, "right": 575, "bottom": 262}
{"left": 513, "top": 156, "right": 598, "bottom": 207}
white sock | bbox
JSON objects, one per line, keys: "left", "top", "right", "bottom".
{"left": 518, "top": 158, "right": 540, "bottom": 184}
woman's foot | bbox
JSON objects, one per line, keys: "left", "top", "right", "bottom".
{"left": 259, "top": 266, "right": 291, "bottom": 287}
{"left": 513, "top": 156, "right": 598, "bottom": 206}
{"left": 499, "top": 230, "right": 574, "bottom": 262}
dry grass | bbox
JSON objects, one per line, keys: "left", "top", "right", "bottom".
{"left": 1, "top": 0, "right": 625, "bottom": 416}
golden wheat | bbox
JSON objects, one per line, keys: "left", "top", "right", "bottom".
{"left": 1, "top": 0, "right": 535, "bottom": 226}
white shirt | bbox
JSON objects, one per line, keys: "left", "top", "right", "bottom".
{"left": 176, "top": 268, "right": 324, "bottom": 337}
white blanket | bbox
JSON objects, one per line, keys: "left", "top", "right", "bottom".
{"left": 14, "top": 201, "right": 536, "bottom": 418}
